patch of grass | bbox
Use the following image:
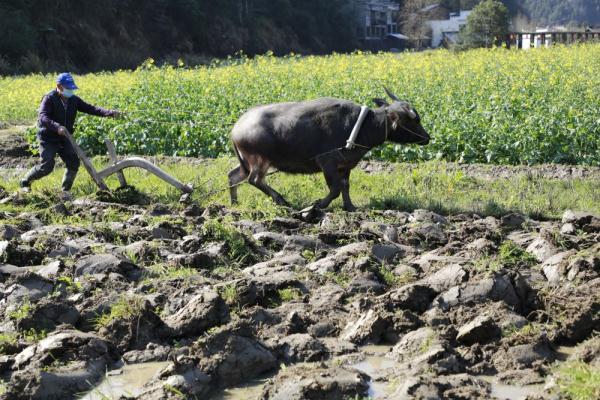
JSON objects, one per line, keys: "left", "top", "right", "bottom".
{"left": 123, "top": 248, "right": 141, "bottom": 265}
{"left": 472, "top": 256, "right": 503, "bottom": 274}
{"left": 473, "top": 240, "right": 537, "bottom": 273}
{"left": 95, "top": 294, "right": 146, "bottom": 328}
{"left": 56, "top": 276, "right": 83, "bottom": 294}
{"left": 2, "top": 158, "right": 599, "bottom": 220}
{"left": 143, "top": 264, "right": 198, "bottom": 283}
{"left": 266, "top": 287, "right": 303, "bottom": 308}
{"left": 502, "top": 322, "right": 559, "bottom": 345}
{"left": 22, "top": 328, "right": 47, "bottom": 343}
{"left": 90, "top": 243, "right": 107, "bottom": 254}
{"left": 324, "top": 271, "right": 352, "bottom": 288}
{"left": 163, "top": 384, "right": 186, "bottom": 399}
{"left": 497, "top": 240, "right": 538, "bottom": 268}
{"left": 555, "top": 361, "right": 600, "bottom": 400}
{"left": 0, "top": 333, "right": 18, "bottom": 354}
{"left": 377, "top": 263, "right": 414, "bottom": 287}
{"left": 219, "top": 283, "right": 239, "bottom": 305}
{"left": 0, "top": 328, "right": 47, "bottom": 355}
{"left": 201, "top": 218, "right": 253, "bottom": 263}
{"left": 101, "top": 207, "right": 131, "bottom": 223}
{"left": 301, "top": 249, "right": 318, "bottom": 262}
{"left": 277, "top": 288, "right": 302, "bottom": 302}
{"left": 8, "top": 298, "right": 33, "bottom": 322}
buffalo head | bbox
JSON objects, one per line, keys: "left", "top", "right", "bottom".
{"left": 373, "top": 88, "right": 430, "bottom": 145}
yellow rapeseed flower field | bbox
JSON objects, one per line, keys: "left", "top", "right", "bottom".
{"left": 1, "top": 44, "right": 598, "bottom": 165}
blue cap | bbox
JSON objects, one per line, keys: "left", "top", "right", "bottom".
{"left": 56, "top": 72, "right": 78, "bottom": 90}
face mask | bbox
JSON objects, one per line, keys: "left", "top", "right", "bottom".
{"left": 61, "top": 88, "right": 74, "bottom": 98}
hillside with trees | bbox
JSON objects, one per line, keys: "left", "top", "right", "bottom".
{"left": 0, "top": 0, "right": 358, "bottom": 74}
{"left": 1, "top": 0, "right": 599, "bottom": 75}
{"left": 462, "top": 0, "right": 600, "bottom": 26}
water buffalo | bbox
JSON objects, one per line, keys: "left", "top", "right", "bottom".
{"left": 228, "top": 89, "right": 430, "bottom": 211}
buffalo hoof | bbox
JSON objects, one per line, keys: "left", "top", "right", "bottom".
{"left": 275, "top": 198, "right": 291, "bottom": 208}
{"left": 313, "top": 200, "right": 329, "bottom": 210}
{"left": 343, "top": 204, "right": 357, "bottom": 212}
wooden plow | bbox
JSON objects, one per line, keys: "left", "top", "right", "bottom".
{"left": 64, "top": 129, "right": 193, "bottom": 194}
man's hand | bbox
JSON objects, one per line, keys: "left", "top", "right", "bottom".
{"left": 57, "top": 126, "right": 68, "bottom": 136}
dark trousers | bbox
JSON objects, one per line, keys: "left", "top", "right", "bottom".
{"left": 23, "top": 139, "right": 80, "bottom": 191}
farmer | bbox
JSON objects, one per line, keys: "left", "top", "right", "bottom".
{"left": 20, "top": 72, "right": 121, "bottom": 199}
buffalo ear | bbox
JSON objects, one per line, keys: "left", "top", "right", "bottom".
{"left": 373, "top": 98, "right": 389, "bottom": 107}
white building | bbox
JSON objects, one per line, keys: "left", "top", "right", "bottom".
{"left": 427, "top": 10, "right": 471, "bottom": 48}
{"left": 521, "top": 27, "right": 566, "bottom": 49}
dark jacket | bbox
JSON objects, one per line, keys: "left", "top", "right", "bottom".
{"left": 37, "top": 89, "right": 115, "bottom": 143}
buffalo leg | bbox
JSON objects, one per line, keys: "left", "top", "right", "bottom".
{"left": 228, "top": 165, "right": 248, "bottom": 204}
{"left": 340, "top": 169, "right": 356, "bottom": 212}
{"left": 315, "top": 162, "right": 343, "bottom": 209}
{"left": 248, "top": 169, "right": 290, "bottom": 207}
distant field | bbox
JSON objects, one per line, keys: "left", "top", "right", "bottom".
{"left": 1, "top": 44, "right": 599, "bottom": 165}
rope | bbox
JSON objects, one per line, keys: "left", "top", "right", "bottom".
{"left": 121, "top": 108, "right": 216, "bottom": 116}
{"left": 397, "top": 123, "right": 429, "bottom": 143}
{"left": 200, "top": 169, "right": 280, "bottom": 199}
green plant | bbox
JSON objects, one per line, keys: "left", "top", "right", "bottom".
{"left": 219, "top": 283, "right": 239, "bottom": 305}
{"left": 378, "top": 263, "right": 412, "bottom": 287}
{"left": 95, "top": 295, "right": 146, "bottom": 328}
{"left": 8, "top": 299, "right": 33, "bottom": 321}
{"left": 3, "top": 45, "right": 600, "bottom": 166}
{"left": 143, "top": 264, "right": 198, "bottom": 284}
{"left": 0, "top": 333, "right": 18, "bottom": 354}
{"left": 301, "top": 249, "right": 317, "bottom": 262}
{"left": 459, "top": 0, "right": 510, "bottom": 48}
{"left": 23, "top": 328, "right": 47, "bottom": 343}
{"left": 277, "top": 288, "right": 302, "bottom": 302}
{"left": 497, "top": 240, "right": 537, "bottom": 268}
{"left": 201, "top": 218, "right": 253, "bottom": 263}
{"left": 555, "top": 361, "right": 600, "bottom": 400}
{"left": 57, "top": 276, "right": 83, "bottom": 293}
{"left": 325, "top": 271, "right": 352, "bottom": 288}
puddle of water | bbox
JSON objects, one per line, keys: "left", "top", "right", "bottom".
{"left": 354, "top": 344, "right": 395, "bottom": 399}
{"left": 209, "top": 345, "right": 397, "bottom": 400}
{"left": 478, "top": 376, "right": 544, "bottom": 400}
{"left": 353, "top": 355, "right": 396, "bottom": 376}
{"left": 210, "top": 377, "right": 270, "bottom": 400}
{"left": 361, "top": 344, "right": 393, "bottom": 355}
{"left": 489, "top": 382, "right": 544, "bottom": 400}
{"left": 78, "top": 361, "right": 169, "bottom": 400}
{"left": 80, "top": 344, "right": 397, "bottom": 400}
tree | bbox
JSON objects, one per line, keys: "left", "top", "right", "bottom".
{"left": 400, "top": 0, "right": 435, "bottom": 49}
{"left": 459, "top": 0, "right": 510, "bottom": 48}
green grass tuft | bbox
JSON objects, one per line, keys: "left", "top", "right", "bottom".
{"left": 95, "top": 294, "right": 146, "bottom": 328}
{"left": 555, "top": 361, "right": 600, "bottom": 400}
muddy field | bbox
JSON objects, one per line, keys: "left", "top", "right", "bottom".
{"left": 0, "top": 127, "right": 599, "bottom": 399}
{"left": 0, "top": 184, "right": 599, "bottom": 399}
